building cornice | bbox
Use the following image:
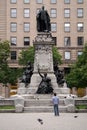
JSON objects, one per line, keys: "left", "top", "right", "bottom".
{"left": 57, "top": 46, "right": 84, "bottom": 50}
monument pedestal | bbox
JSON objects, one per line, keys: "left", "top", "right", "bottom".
{"left": 28, "top": 33, "right": 58, "bottom": 93}
{"left": 18, "top": 32, "right": 70, "bottom": 95}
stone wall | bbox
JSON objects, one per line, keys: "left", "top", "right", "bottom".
{"left": 71, "top": 87, "right": 86, "bottom": 97}
{"left": 0, "top": 84, "right": 10, "bottom": 98}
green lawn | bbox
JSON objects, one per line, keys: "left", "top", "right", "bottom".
{"left": 0, "top": 105, "right": 15, "bottom": 110}
{"left": 76, "top": 105, "right": 87, "bottom": 109}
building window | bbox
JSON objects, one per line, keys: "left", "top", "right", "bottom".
{"left": 24, "top": 0, "right": 30, "bottom": 3}
{"left": 64, "top": 37, "right": 71, "bottom": 46}
{"left": 78, "top": 51, "right": 83, "bottom": 57}
{"left": 64, "top": 0, "right": 70, "bottom": 4}
{"left": 11, "top": 51, "right": 17, "bottom": 60}
{"left": 24, "top": 23, "right": 30, "bottom": 32}
{"left": 77, "top": 37, "right": 84, "bottom": 45}
{"left": 51, "top": 23, "right": 57, "bottom": 32}
{"left": 50, "top": 9, "right": 57, "bottom": 18}
{"left": 24, "top": 9, "right": 30, "bottom": 18}
{"left": 36, "top": 8, "right": 41, "bottom": 14}
{"left": 77, "top": 0, "right": 83, "bottom": 4}
{"left": 24, "top": 37, "right": 30, "bottom": 46}
{"left": 64, "top": 9, "right": 70, "bottom": 18}
{"left": 10, "top": 37, "right": 17, "bottom": 46}
{"left": 77, "top": 8, "right": 83, "bottom": 18}
{"left": 36, "top": 0, "right": 43, "bottom": 3}
{"left": 10, "top": 0, "right": 17, "bottom": 3}
{"left": 52, "top": 37, "right": 57, "bottom": 45}
{"left": 77, "top": 23, "right": 83, "bottom": 32}
{"left": 10, "top": 23, "right": 17, "bottom": 32}
{"left": 64, "top": 23, "right": 70, "bottom": 32}
{"left": 50, "top": 0, "right": 57, "bottom": 4}
{"left": 65, "top": 51, "right": 71, "bottom": 60}
{"left": 11, "top": 9, "right": 17, "bottom": 18}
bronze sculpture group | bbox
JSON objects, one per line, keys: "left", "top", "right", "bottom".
{"left": 21, "top": 61, "right": 33, "bottom": 87}
{"left": 36, "top": 69, "right": 53, "bottom": 94}
{"left": 54, "top": 63, "right": 65, "bottom": 86}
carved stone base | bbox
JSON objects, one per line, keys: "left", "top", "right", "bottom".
{"left": 17, "top": 83, "right": 30, "bottom": 95}
{"left": 28, "top": 71, "right": 70, "bottom": 94}
{"left": 17, "top": 74, "right": 70, "bottom": 94}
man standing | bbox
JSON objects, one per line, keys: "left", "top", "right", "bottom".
{"left": 52, "top": 93, "right": 59, "bottom": 116}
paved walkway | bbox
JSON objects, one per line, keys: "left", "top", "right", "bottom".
{"left": 0, "top": 113, "right": 87, "bottom": 130}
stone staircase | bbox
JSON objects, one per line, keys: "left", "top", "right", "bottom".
{"left": 23, "top": 94, "right": 68, "bottom": 113}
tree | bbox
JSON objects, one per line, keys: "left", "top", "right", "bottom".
{"left": 66, "top": 43, "right": 87, "bottom": 88}
{"left": 52, "top": 46, "right": 62, "bottom": 65}
{"left": 0, "top": 40, "right": 10, "bottom": 85}
{"left": 18, "top": 46, "right": 34, "bottom": 66}
{"left": 6, "top": 68, "right": 23, "bottom": 85}
{"left": 0, "top": 41, "right": 22, "bottom": 85}
{"left": 18, "top": 46, "right": 62, "bottom": 66}
{"left": 0, "top": 40, "right": 10, "bottom": 66}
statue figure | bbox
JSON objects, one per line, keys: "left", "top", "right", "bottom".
{"left": 36, "top": 6, "right": 51, "bottom": 32}
{"left": 21, "top": 61, "right": 33, "bottom": 87}
{"left": 36, "top": 69, "right": 53, "bottom": 94}
{"left": 54, "top": 63, "right": 65, "bottom": 86}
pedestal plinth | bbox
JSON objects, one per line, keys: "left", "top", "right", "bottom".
{"left": 29, "top": 33, "right": 58, "bottom": 93}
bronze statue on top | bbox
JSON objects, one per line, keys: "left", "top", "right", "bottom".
{"left": 36, "top": 6, "right": 51, "bottom": 32}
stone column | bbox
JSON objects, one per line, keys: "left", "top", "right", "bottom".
{"left": 29, "top": 33, "right": 58, "bottom": 94}
{"left": 85, "top": 87, "right": 87, "bottom": 95}
{"left": 72, "top": 87, "right": 77, "bottom": 95}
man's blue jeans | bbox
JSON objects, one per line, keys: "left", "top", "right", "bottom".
{"left": 54, "top": 104, "right": 59, "bottom": 116}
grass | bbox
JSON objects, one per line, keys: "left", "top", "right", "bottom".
{"left": 0, "top": 105, "right": 15, "bottom": 110}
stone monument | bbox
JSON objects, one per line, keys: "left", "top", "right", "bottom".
{"left": 16, "top": 6, "right": 72, "bottom": 113}
{"left": 18, "top": 6, "right": 70, "bottom": 95}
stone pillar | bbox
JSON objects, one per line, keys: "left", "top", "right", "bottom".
{"left": 29, "top": 33, "right": 58, "bottom": 94}
{"left": 72, "top": 87, "right": 77, "bottom": 95}
{"left": 5, "top": 87, "right": 10, "bottom": 98}
{"left": 33, "top": 33, "right": 54, "bottom": 73}
{"left": 0, "top": 84, "right": 3, "bottom": 96}
{"left": 85, "top": 87, "right": 87, "bottom": 95}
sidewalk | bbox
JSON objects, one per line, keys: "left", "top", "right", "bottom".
{"left": 0, "top": 113, "right": 87, "bottom": 130}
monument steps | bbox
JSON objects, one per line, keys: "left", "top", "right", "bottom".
{"left": 24, "top": 99, "right": 65, "bottom": 107}
{"left": 21, "top": 93, "right": 69, "bottom": 99}
{"left": 24, "top": 106, "right": 67, "bottom": 113}
{"left": 23, "top": 94, "right": 68, "bottom": 113}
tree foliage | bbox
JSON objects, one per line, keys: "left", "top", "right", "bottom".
{"left": 0, "top": 40, "right": 10, "bottom": 66}
{"left": 0, "top": 40, "right": 10, "bottom": 84}
{"left": 0, "top": 41, "right": 22, "bottom": 85}
{"left": 66, "top": 43, "right": 87, "bottom": 88}
{"left": 0, "top": 67, "right": 23, "bottom": 85}
{"left": 52, "top": 46, "right": 62, "bottom": 65}
{"left": 18, "top": 46, "right": 34, "bottom": 66}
